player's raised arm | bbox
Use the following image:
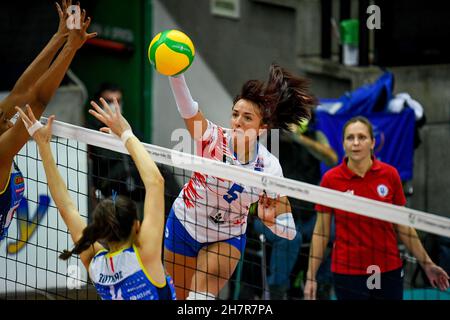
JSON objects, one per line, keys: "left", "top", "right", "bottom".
{"left": 148, "top": 30, "right": 207, "bottom": 140}
{"left": 16, "top": 105, "right": 104, "bottom": 268}
{"left": 0, "top": 0, "right": 71, "bottom": 119}
{"left": 169, "top": 75, "right": 208, "bottom": 140}
{"left": 89, "top": 97, "right": 166, "bottom": 259}
{"left": 0, "top": 4, "right": 97, "bottom": 165}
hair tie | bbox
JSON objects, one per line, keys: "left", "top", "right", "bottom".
{"left": 111, "top": 190, "right": 118, "bottom": 205}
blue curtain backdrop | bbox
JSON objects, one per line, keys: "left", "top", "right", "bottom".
{"left": 314, "top": 72, "right": 415, "bottom": 181}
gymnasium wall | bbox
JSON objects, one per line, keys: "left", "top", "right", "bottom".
{"left": 159, "top": 0, "right": 450, "bottom": 216}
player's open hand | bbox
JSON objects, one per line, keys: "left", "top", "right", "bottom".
{"left": 55, "top": 0, "right": 73, "bottom": 37}
{"left": 257, "top": 193, "right": 279, "bottom": 226}
{"left": 15, "top": 105, "right": 55, "bottom": 145}
{"left": 89, "top": 97, "right": 131, "bottom": 138}
{"left": 66, "top": 3, "right": 97, "bottom": 50}
{"left": 424, "top": 263, "right": 450, "bottom": 291}
{"left": 304, "top": 279, "right": 317, "bottom": 300}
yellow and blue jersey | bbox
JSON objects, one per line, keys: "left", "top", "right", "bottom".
{"left": 89, "top": 244, "right": 176, "bottom": 300}
{"left": 0, "top": 162, "right": 24, "bottom": 241}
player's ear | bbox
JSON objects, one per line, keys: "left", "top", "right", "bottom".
{"left": 134, "top": 220, "right": 141, "bottom": 234}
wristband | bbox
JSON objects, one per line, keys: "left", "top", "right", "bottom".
{"left": 120, "top": 129, "right": 134, "bottom": 145}
{"left": 267, "top": 212, "right": 297, "bottom": 240}
{"left": 22, "top": 119, "right": 43, "bottom": 137}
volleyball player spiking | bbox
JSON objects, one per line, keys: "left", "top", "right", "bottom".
{"left": 164, "top": 63, "right": 317, "bottom": 299}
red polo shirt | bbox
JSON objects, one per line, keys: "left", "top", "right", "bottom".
{"left": 315, "top": 158, "right": 406, "bottom": 275}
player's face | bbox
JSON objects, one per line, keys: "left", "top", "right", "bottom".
{"left": 231, "top": 99, "right": 266, "bottom": 145}
{"left": 343, "top": 121, "right": 375, "bottom": 162}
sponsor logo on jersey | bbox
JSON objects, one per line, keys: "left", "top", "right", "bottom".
{"left": 99, "top": 271, "right": 123, "bottom": 284}
{"left": 14, "top": 175, "right": 24, "bottom": 186}
{"left": 165, "top": 226, "right": 169, "bottom": 239}
{"left": 209, "top": 212, "right": 225, "bottom": 224}
{"left": 377, "top": 184, "right": 389, "bottom": 197}
{"left": 15, "top": 187, "right": 25, "bottom": 194}
{"left": 255, "top": 156, "right": 264, "bottom": 172}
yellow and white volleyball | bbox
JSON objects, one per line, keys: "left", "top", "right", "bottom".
{"left": 148, "top": 29, "right": 195, "bottom": 76}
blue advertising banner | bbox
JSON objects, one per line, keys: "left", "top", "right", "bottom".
{"left": 315, "top": 108, "right": 415, "bottom": 181}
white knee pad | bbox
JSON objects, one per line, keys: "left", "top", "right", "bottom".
{"left": 186, "top": 291, "right": 216, "bottom": 300}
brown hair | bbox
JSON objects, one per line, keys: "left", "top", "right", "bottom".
{"left": 233, "top": 64, "right": 317, "bottom": 130}
{"left": 59, "top": 195, "right": 137, "bottom": 260}
{"left": 342, "top": 116, "right": 374, "bottom": 141}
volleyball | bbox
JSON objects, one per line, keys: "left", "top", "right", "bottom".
{"left": 148, "top": 29, "right": 195, "bottom": 76}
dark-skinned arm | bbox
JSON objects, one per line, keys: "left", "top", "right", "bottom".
{"left": 0, "top": 1, "right": 75, "bottom": 119}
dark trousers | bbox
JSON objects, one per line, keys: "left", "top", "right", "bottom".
{"left": 333, "top": 267, "right": 404, "bottom": 300}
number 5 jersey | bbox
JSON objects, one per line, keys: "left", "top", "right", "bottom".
{"left": 172, "top": 120, "right": 284, "bottom": 243}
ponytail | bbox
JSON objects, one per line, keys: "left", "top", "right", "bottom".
{"left": 59, "top": 223, "right": 103, "bottom": 260}
{"left": 234, "top": 64, "right": 317, "bottom": 130}
{"left": 264, "top": 63, "right": 317, "bottom": 130}
{"left": 59, "top": 196, "right": 137, "bottom": 260}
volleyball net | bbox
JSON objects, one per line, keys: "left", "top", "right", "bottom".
{"left": 1, "top": 118, "right": 449, "bottom": 300}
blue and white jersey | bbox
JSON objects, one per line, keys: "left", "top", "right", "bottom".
{"left": 89, "top": 244, "right": 176, "bottom": 300}
{"left": 0, "top": 161, "right": 25, "bottom": 241}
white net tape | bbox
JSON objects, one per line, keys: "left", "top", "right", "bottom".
{"left": 49, "top": 118, "right": 450, "bottom": 238}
